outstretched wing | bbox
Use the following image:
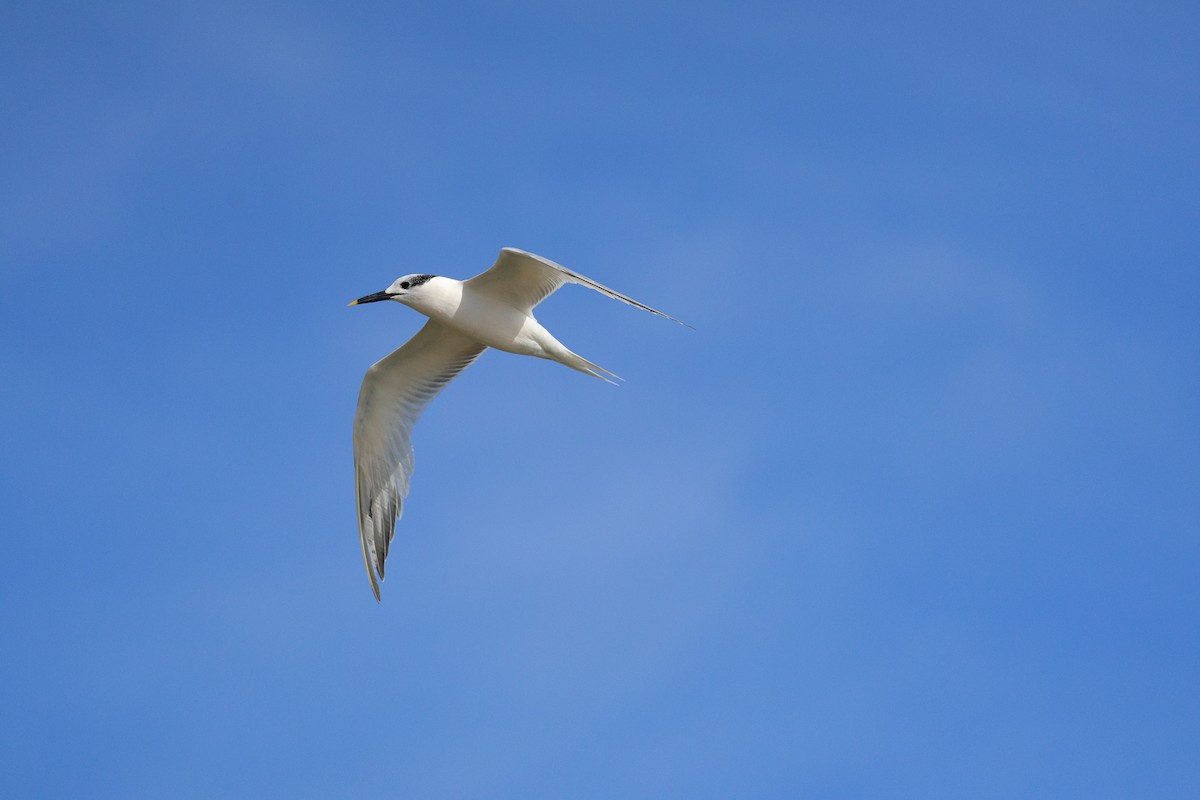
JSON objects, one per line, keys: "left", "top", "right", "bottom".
{"left": 352, "top": 320, "right": 487, "bottom": 600}
{"left": 465, "top": 247, "right": 688, "bottom": 324}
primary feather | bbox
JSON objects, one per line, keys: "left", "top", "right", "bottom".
{"left": 467, "top": 248, "right": 688, "bottom": 323}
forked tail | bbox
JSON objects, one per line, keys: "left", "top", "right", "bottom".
{"left": 558, "top": 349, "right": 623, "bottom": 385}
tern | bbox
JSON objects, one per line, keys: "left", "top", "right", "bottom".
{"left": 348, "top": 247, "right": 684, "bottom": 600}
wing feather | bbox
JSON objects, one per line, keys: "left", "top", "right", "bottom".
{"left": 465, "top": 248, "right": 688, "bottom": 325}
{"left": 352, "top": 320, "right": 486, "bottom": 600}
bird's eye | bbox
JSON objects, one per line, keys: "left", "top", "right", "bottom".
{"left": 400, "top": 281, "right": 410, "bottom": 290}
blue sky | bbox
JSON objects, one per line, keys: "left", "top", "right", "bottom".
{"left": 2, "top": 1, "right": 1198, "bottom": 796}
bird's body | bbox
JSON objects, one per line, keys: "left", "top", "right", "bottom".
{"left": 395, "top": 275, "right": 581, "bottom": 368}
{"left": 349, "top": 248, "right": 683, "bottom": 600}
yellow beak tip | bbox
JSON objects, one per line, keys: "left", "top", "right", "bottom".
{"left": 346, "top": 300, "right": 358, "bottom": 306}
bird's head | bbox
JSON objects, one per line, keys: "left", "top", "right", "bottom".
{"left": 348, "top": 274, "right": 437, "bottom": 307}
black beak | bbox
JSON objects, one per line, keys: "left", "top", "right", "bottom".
{"left": 348, "top": 291, "right": 393, "bottom": 306}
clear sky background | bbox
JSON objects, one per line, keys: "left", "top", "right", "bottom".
{"left": 2, "top": 1, "right": 1198, "bottom": 797}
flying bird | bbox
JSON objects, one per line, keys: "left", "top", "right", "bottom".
{"left": 349, "top": 247, "right": 685, "bottom": 600}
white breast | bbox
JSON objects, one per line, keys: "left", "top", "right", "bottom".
{"left": 414, "top": 278, "right": 556, "bottom": 357}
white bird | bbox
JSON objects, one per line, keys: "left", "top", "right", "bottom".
{"left": 348, "top": 247, "right": 685, "bottom": 600}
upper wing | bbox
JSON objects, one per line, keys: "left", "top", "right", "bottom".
{"left": 465, "top": 247, "right": 688, "bottom": 324}
{"left": 352, "top": 320, "right": 487, "bottom": 600}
